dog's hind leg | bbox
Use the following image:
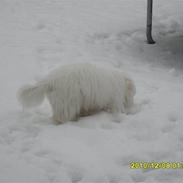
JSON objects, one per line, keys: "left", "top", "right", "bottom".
{"left": 110, "top": 100, "right": 122, "bottom": 123}
{"left": 52, "top": 108, "right": 64, "bottom": 124}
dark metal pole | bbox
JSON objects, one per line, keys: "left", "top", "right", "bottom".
{"left": 147, "top": 0, "right": 155, "bottom": 44}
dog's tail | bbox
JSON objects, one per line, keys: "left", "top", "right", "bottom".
{"left": 17, "top": 81, "right": 48, "bottom": 108}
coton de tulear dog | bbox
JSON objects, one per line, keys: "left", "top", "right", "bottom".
{"left": 17, "top": 63, "right": 135, "bottom": 124}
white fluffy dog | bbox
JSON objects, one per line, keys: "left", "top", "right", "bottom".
{"left": 17, "top": 63, "right": 135, "bottom": 124}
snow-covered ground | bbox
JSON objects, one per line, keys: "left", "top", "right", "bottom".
{"left": 1, "top": 0, "right": 183, "bottom": 182}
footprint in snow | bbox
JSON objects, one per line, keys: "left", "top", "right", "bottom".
{"left": 167, "top": 111, "right": 178, "bottom": 122}
{"left": 35, "top": 22, "right": 46, "bottom": 31}
{"left": 161, "top": 123, "right": 176, "bottom": 133}
{"left": 131, "top": 173, "right": 146, "bottom": 183}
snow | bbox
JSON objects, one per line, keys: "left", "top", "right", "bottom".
{"left": 1, "top": 0, "right": 183, "bottom": 182}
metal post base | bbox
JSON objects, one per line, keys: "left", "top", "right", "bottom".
{"left": 147, "top": 26, "right": 155, "bottom": 44}
{"left": 147, "top": 0, "right": 155, "bottom": 44}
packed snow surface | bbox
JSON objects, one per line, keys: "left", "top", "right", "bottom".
{"left": 1, "top": 0, "right": 183, "bottom": 182}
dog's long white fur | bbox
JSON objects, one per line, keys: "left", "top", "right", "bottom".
{"left": 17, "top": 63, "right": 135, "bottom": 123}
